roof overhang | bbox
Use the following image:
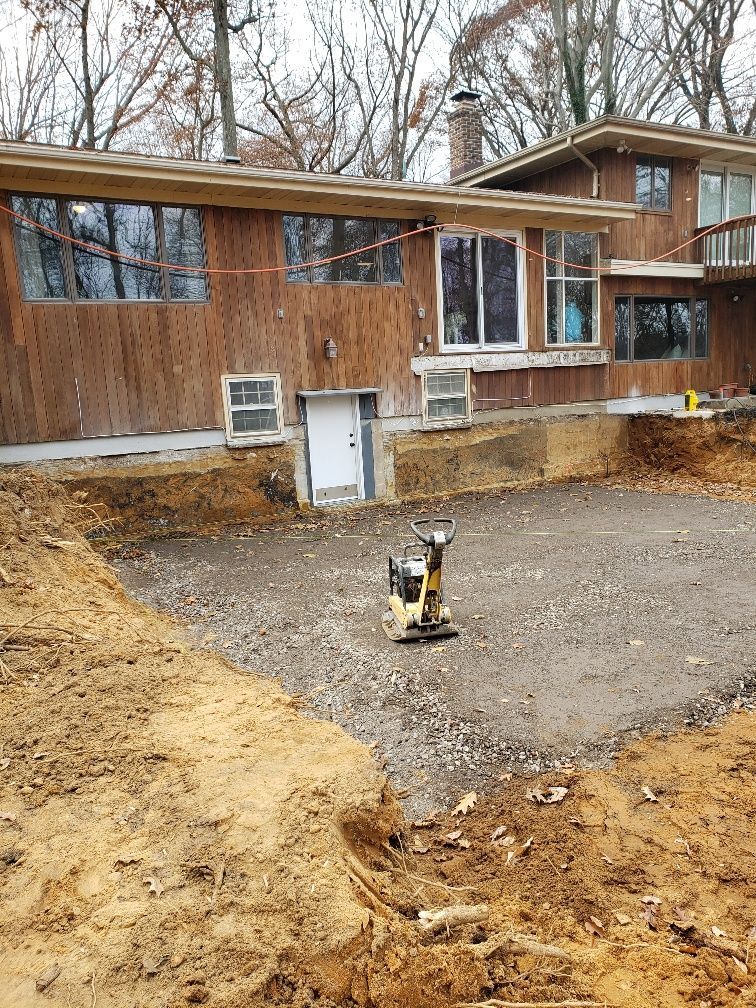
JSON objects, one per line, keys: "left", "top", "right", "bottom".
{"left": 0, "top": 140, "right": 637, "bottom": 232}
{"left": 457, "top": 116, "right": 756, "bottom": 188}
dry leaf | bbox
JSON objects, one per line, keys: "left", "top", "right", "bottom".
{"left": 444, "top": 830, "right": 462, "bottom": 842}
{"left": 114, "top": 854, "right": 143, "bottom": 867}
{"left": 711, "top": 926, "right": 728, "bottom": 938}
{"left": 490, "top": 825, "right": 508, "bottom": 842}
{"left": 473, "top": 642, "right": 488, "bottom": 650}
{"left": 641, "top": 905, "right": 659, "bottom": 929}
{"left": 731, "top": 957, "right": 748, "bottom": 975}
{"left": 627, "top": 639, "right": 645, "bottom": 646}
{"left": 527, "top": 786, "right": 569, "bottom": 805}
{"left": 302, "top": 553, "right": 317, "bottom": 559}
{"left": 143, "top": 876, "right": 164, "bottom": 897}
{"left": 452, "top": 792, "right": 478, "bottom": 816}
{"left": 685, "top": 656, "right": 714, "bottom": 665}
{"left": 458, "top": 838, "right": 471, "bottom": 849}
{"left": 511, "top": 642, "right": 527, "bottom": 649}
{"left": 471, "top": 614, "right": 485, "bottom": 620}
{"left": 0, "top": 759, "right": 9, "bottom": 771}
{"left": 583, "top": 916, "right": 605, "bottom": 937}
{"left": 641, "top": 786, "right": 659, "bottom": 802}
{"left": 0, "top": 812, "right": 17, "bottom": 822}
{"left": 640, "top": 895, "right": 662, "bottom": 905}
{"left": 613, "top": 911, "right": 632, "bottom": 925}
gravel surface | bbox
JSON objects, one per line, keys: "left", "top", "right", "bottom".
{"left": 111, "top": 482, "right": 756, "bottom": 817}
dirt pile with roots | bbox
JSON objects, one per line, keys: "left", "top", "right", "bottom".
{"left": 0, "top": 471, "right": 754, "bottom": 1008}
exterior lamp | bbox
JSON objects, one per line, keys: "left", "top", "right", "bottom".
{"left": 324, "top": 338, "right": 338, "bottom": 359}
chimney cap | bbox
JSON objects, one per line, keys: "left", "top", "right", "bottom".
{"left": 450, "top": 88, "right": 482, "bottom": 103}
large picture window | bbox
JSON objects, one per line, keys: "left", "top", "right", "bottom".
{"left": 283, "top": 214, "right": 402, "bottom": 284}
{"left": 545, "top": 231, "right": 598, "bottom": 345}
{"left": 10, "top": 194, "right": 208, "bottom": 302}
{"left": 614, "top": 296, "right": 708, "bottom": 362}
{"left": 439, "top": 231, "right": 521, "bottom": 349}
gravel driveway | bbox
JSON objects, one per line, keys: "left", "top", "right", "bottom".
{"left": 112, "top": 483, "right": 756, "bottom": 816}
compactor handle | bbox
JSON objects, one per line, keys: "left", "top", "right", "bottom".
{"left": 410, "top": 517, "right": 457, "bottom": 546}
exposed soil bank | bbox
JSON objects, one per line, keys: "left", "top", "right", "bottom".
{"left": 628, "top": 412, "right": 756, "bottom": 487}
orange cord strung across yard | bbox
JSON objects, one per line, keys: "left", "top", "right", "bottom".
{"left": 0, "top": 199, "right": 746, "bottom": 277}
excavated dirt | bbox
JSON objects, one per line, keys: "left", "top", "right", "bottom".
{"left": 1, "top": 472, "right": 755, "bottom": 1008}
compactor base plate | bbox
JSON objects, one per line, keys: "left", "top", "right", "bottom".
{"left": 381, "top": 612, "right": 459, "bottom": 642}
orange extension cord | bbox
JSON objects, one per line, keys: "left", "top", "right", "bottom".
{"left": 0, "top": 199, "right": 747, "bottom": 277}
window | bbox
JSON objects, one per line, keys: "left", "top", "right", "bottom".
{"left": 636, "top": 155, "right": 671, "bottom": 210}
{"left": 545, "top": 232, "right": 598, "bottom": 345}
{"left": 614, "top": 296, "right": 708, "bottom": 362}
{"left": 439, "top": 231, "right": 522, "bottom": 349}
{"left": 10, "top": 194, "right": 207, "bottom": 302}
{"left": 423, "top": 370, "right": 471, "bottom": 424}
{"left": 282, "top": 214, "right": 402, "bottom": 284}
{"left": 222, "top": 374, "right": 283, "bottom": 440}
{"left": 699, "top": 166, "right": 754, "bottom": 226}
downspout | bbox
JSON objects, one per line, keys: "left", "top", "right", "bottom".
{"left": 567, "top": 138, "right": 599, "bottom": 198}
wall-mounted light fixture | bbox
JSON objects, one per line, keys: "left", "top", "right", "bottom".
{"left": 415, "top": 214, "right": 437, "bottom": 230}
{"left": 324, "top": 338, "right": 338, "bottom": 359}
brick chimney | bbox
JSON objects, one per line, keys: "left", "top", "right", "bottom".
{"left": 448, "top": 89, "right": 483, "bottom": 181}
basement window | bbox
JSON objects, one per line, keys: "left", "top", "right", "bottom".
{"left": 614, "top": 296, "right": 708, "bottom": 362}
{"left": 545, "top": 232, "right": 598, "bottom": 345}
{"left": 283, "top": 214, "right": 402, "bottom": 284}
{"left": 422, "top": 370, "right": 471, "bottom": 424}
{"left": 10, "top": 193, "right": 208, "bottom": 302}
{"left": 222, "top": 374, "right": 283, "bottom": 441}
{"left": 636, "top": 155, "right": 671, "bottom": 211}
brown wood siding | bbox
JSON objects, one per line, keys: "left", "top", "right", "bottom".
{"left": 501, "top": 150, "right": 701, "bottom": 263}
{"left": 602, "top": 276, "right": 756, "bottom": 397}
{"left": 0, "top": 199, "right": 442, "bottom": 443}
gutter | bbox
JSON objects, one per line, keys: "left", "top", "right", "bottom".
{"left": 567, "top": 137, "right": 599, "bottom": 198}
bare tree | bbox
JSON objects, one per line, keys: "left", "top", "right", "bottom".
{"left": 154, "top": 0, "right": 264, "bottom": 161}
{"left": 19, "top": 0, "right": 177, "bottom": 149}
{"left": 0, "top": 8, "right": 65, "bottom": 142}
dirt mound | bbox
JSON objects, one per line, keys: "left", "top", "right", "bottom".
{"left": 628, "top": 413, "right": 756, "bottom": 488}
{"left": 1, "top": 472, "right": 754, "bottom": 1008}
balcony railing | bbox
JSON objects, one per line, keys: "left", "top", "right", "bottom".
{"left": 700, "top": 214, "right": 756, "bottom": 283}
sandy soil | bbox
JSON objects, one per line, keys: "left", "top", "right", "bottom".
{"left": 113, "top": 484, "right": 756, "bottom": 817}
{"left": 1, "top": 471, "right": 755, "bottom": 1008}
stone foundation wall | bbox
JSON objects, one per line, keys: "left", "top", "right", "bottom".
{"left": 385, "top": 414, "right": 628, "bottom": 499}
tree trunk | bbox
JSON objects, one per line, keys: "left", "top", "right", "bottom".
{"left": 213, "top": 0, "right": 239, "bottom": 161}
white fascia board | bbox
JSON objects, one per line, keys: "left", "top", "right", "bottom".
{"left": 411, "top": 349, "right": 611, "bottom": 374}
{"left": 602, "top": 259, "right": 705, "bottom": 278}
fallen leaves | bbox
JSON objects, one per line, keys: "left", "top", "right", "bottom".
{"left": 685, "top": 656, "right": 714, "bottom": 666}
{"left": 452, "top": 792, "right": 478, "bottom": 816}
{"left": 526, "top": 785, "right": 569, "bottom": 805}
{"left": 143, "top": 876, "right": 164, "bottom": 897}
{"left": 583, "top": 915, "right": 605, "bottom": 938}
{"left": 641, "top": 786, "right": 659, "bottom": 802}
{"left": 0, "top": 811, "right": 17, "bottom": 822}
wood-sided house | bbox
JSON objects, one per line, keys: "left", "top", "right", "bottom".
{"left": 452, "top": 110, "right": 756, "bottom": 405}
{"left": 0, "top": 139, "right": 638, "bottom": 518}
{"left": 0, "top": 117, "right": 753, "bottom": 522}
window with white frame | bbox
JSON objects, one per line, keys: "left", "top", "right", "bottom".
{"left": 439, "top": 231, "right": 523, "bottom": 349}
{"left": 423, "top": 370, "right": 471, "bottom": 424}
{"left": 545, "top": 231, "right": 599, "bottom": 345}
{"left": 699, "top": 165, "right": 755, "bottom": 226}
{"left": 223, "top": 374, "right": 283, "bottom": 440}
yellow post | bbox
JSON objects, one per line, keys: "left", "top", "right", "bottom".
{"left": 684, "top": 389, "right": 699, "bottom": 411}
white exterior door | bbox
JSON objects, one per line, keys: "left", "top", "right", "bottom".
{"left": 306, "top": 394, "right": 362, "bottom": 505}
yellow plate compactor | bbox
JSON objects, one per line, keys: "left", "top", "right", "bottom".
{"left": 381, "top": 517, "right": 458, "bottom": 642}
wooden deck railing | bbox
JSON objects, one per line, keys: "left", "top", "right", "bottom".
{"left": 699, "top": 214, "right": 756, "bottom": 283}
